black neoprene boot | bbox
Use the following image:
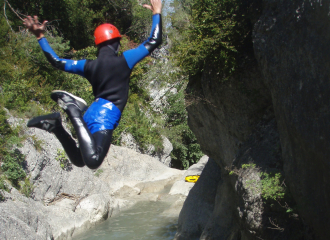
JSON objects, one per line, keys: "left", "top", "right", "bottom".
{"left": 50, "top": 90, "right": 87, "bottom": 116}
{"left": 27, "top": 112, "right": 62, "bottom": 132}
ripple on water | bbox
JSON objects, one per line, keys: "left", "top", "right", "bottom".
{"left": 73, "top": 200, "right": 178, "bottom": 240}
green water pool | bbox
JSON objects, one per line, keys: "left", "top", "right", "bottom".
{"left": 73, "top": 200, "right": 178, "bottom": 240}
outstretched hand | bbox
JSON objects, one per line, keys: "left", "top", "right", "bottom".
{"left": 23, "top": 16, "right": 48, "bottom": 39}
{"left": 143, "top": 0, "right": 162, "bottom": 15}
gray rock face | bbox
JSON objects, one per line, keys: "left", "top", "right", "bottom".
{"left": 120, "top": 132, "right": 140, "bottom": 153}
{"left": 121, "top": 132, "right": 173, "bottom": 167}
{"left": 186, "top": 61, "right": 270, "bottom": 168}
{"left": 253, "top": 1, "right": 330, "bottom": 239}
{"left": 0, "top": 189, "right": 53, "bottom": 240}
{"left": 184, "top": 59, "right": 275, "bottom": 238}
{"left": 179, "top": 0, "right": 330, "bottom": 239}
{"left": 154, "top": 136, "right": 173, "bottom": 166}
{"left": 0, "top": 117, "right": 184, "bottom": 240}
{"left": 22, "top": 127, "right": 109, "bottom": 203}
{"left": 174, "top": 158, "right": 221, "bottom": 240}
{"left": 98, "top": 143, "right": 182, "bottom": 193}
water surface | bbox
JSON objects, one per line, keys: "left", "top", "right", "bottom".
{"left": 73, "top": 200, "right": 178, "bottom": 240}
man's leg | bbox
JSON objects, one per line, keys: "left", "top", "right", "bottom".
{"left": 51, "top": 91, "right": 112, "bottom": 169}
{"left": 68, "top": 115, "right": 112, "bottom": 169}
{"left": 27, "top": 113, "right": 85, "bottom": 167}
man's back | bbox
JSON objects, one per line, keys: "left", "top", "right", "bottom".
{"left": 84, "top": 46, "right": 132, "bottom": 112}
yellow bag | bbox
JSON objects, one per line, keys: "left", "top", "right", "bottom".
{"left": 185, "top": 175, "right": 200, "bottom": 183}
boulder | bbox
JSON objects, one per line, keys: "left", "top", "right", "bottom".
{"left": 120, "top": 132, "right": 140, "bottom": 153}
{"left": 154, "top": 136, "right": 173, "bottom": 167}
{"left": 98, "top": 143, "right": 182, "bottom": 193}
{"left": 120, "top": 133, "right": 173, "bottom": 167}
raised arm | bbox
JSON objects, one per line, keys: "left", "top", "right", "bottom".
{"left": 142, "top": 0, "right": 162, "bottom": 52}
{"left": 123, "top": 0, "right": 162, "bottom": 69}
{"left": 23, "top": 16, "right": 86, "bottom": 77}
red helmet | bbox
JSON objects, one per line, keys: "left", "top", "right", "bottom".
{"left": 94, "top": 24, "right": 121, "bottom": 45}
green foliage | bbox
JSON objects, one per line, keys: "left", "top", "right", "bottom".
{"left": 113, "top": 99, "right": 163, "bottom": 152}
{"left": 56, "top": 149, "right": 70, "bottom": 170}
{"left": 0, "top": 108, "right": 12, "bottom": 146}
{"left": 5, "top": 0, "right": 159, "bottom": 50}
{"left": 163, "top": 86, "right": 203, "bottom": 169}
{"left": 0, "top": 176, "right": 9, "bottom": 201}
{"left": 0, "top": 105, "right": 27, "bottom": 187}
{"left": 1, "top": 150, "right": 26, "bottom": 187}
{"left": 73, "top": 46, "right": 97, "bottom": 60}
{"left": 0, "top": 18, "right": 70, "bottom": 114}
{"left": 129, "top": 57, "right": 152, "bottom": 100}
{"left": 170, "top": 0, "right": 259, "bottom": 78}
{"left": 22, "top": 101, "right": 48, "bottom": 119}
{"left": 170, "top": 0, "right": 193, "bottom": 28}
{"left": 260, "top": 172, "right": 285, "bottom": 201}
{"left": 30, "top": 135, "right": 44, "bottom": 152}
{"left": 242, "top": 163, "right": 256, "bottom": 169}
{"left": 7, "top": 0, "right": 134, "bottom": 49}
{"left": 286, "top": 208, "right": 294, "bottom": 213}
{"left": 239, "top": 163, "right": 286, "bottom": 202}
{"left": 0, "top": 176, "right": 9, "bottom": 192}
{"left": 19, "top": 176, "right": 35, "bottom": 197}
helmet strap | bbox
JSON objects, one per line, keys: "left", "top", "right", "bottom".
{"left": 107, "top": 45, "right": 120, "bottom": 55}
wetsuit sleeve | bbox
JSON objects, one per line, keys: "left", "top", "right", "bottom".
{"left": 123, "top": 14, "right": 162, "bottom": 69}
{"left": 38, "top": 38, "right": 86, "bottom": 77}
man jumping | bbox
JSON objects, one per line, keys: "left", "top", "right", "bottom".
{"left": 24, "top": 0, "right": 162, "bottom": 169}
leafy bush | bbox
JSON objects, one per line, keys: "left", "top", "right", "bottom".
{"left": 0, "top": 105, "right": 27, "bottom": 187}
{"left": 0, "top": 17, "right": 72, "bottom": 114}
{"left": 170, "top": 0, "right": 261, "bottom": 78}
{"left": 0, "top": 176, "right": 9, "bottom": 201}
{"left": 127, "top": 0, "right": 153, "bottom": 42}
{"left": 56, "top": 149, "right": 70, "bottom": 170}
{"left": 0, "top": 176, "right": 8, "bottom": 192}
{"left": 242, "top": 163, "right": 256, "bottom": 169}
{"left": 30, "top": 135, "right": 44, "bottom": 152}
{"left": 19, "top": 176, "right": 35, "bottom": 197}
{"left": 260, "top": 172, "right": 285, "bottom": 201}
{"left": 1, "top": 150, "right": 26, "bottom": 187}
{"left": 237, "top": 162, "right": 286, "bottom": 202}
{"left": 6, "top": 0, "right": 134, "bottom": 49}
{"left": 113, "top": 98, "right": 163, "bottom": 153}
{"left": 163, "top": 86, "right": 203, "bottom": 169}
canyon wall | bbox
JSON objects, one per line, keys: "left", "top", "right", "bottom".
{"left": 176, "top": 0, "right": 330, "bottom": 239}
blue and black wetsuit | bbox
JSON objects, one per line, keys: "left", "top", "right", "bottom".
{"left": 38, "top": 14, "right": 162, "bottom": 169}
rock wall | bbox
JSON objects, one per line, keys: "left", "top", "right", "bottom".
{"left": 174, "top": 158, "right": 222, "bottom": 240}
{"left": 253, "top": 1, "right": 330, "bottom": 238}
{"left": 177, "top": 0, "right": 330, "bottom": 239}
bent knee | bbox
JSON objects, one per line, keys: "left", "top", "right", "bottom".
{"left": 83, "top": 154, "right": 104, "bottom": 169}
